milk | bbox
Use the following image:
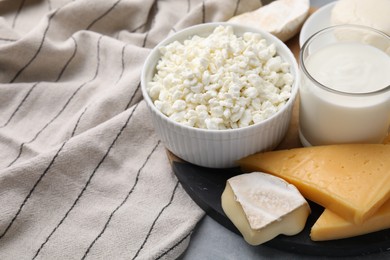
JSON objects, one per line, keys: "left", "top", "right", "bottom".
{"left": 299, "top": 42, "right": 390, "bottom": 146}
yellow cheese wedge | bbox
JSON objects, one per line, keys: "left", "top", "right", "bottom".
{"left": 221, "top": 172, "right": 310, "bottom": 245}
{"left": 238, "top": 144, "right": 390, "bottom": 224}
{"left": 311, "top": 200, "right": 390, "bottom": 241}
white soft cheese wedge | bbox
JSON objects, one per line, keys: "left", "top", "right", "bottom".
{"left": 331, "top": 0, "right": 390, "bottom": 36}
{"left": 228, "top": 0, "right": 310, "bottom": 42}
{"left": 221, "top": 172, "right": 310, "bottom": 245}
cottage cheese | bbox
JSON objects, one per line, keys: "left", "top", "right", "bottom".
{"left": 147, "top": 25, "right": 293, "bottom": 130}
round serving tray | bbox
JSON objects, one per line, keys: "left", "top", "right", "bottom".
{"left": 172, "top": 159, "right": 390, "bottom": 257}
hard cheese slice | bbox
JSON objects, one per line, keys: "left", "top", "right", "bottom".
{"left": 238, "top": 144, "right": 390, "bottom": 224}
{"left": 221, "top": 172, "right": 310, "bottom": 245}
{"left": 311, "top": 200, "right": 390, "bottom": 241}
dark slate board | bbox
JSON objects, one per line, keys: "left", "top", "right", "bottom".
{"left": 172, "top": 160, "right": 390, "bottom": 257}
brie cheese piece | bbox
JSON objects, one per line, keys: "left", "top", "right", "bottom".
{"left": 331, "top": 0, "right": 390, "bottom": 36}
{"left": 228, "top": 0, "right": 310, "bottom": 42}
{"left": 221, "top": 172, "right": 310, "bottom": 245}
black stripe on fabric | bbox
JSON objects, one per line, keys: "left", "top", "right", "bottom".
{"left": 156, "top": 229, "right": 193, "bottom": 260}
{"left": 10, "top": 9, "right": 59, "bottom": 83}
{"left": 11, "top": 0, "right": 26, "bottom": 28}
{"left": 71, "top": 41, "right": 128, "bottom": 136}
{"left": 0, "top": 100, "right": 89, "bottom": 241}
{"left": 86, "top": 0, "right": 122, "bottom": 30}
{"left": 115, "top": 43, "right": 127, "bottom": 85}
{"left": 55, "top": 36, "right": 78, "bottom": 82}
{"left": 132, "top": 180, "right": 180, "bottom": 260}
{"left": 187, "top": 0, "right": 191, "bottom": 13}
{"left": 7, "top": 80, "right": 81, "bottom": 167}
{"left": 141, "top": 0, "right": 158, "bottom": 47}
{"left": 0, "top": 140, "right": 67, "bottom": 240}
{"left": 71, "top": 106, "right": 88, "bottom": 137}
{"left": 202, "top": 1, "right": 206, "bottom": 23}
{"left": 142, "top": 31, "right": 149, "bottom": 48}
{"left": 233, "top": 0, "right": 241, "bottom": 16}
{"left": 129, "top": 0, "right": 160, "bottom": 34}
{"left": 81, "top": 140, "right": 161, "bottom": 260}
{"left": 130, "top": 22, "right": 147, "bottom": 33}
{"left": 0, "top": 82, "right": 40, "bottom": 128}
{"left": 47, "top": 0, "right": 52, "bottom": 11}
{"left": 171, "top": 0, "right": 191, "bottom": 33}
{"left": 32, "top": 102, "right": 140, "bottom": 259}
{"left": 7, "top": 35, "right": 103, "bottom": 168}
{"left": 0, "top": 37, "right": 17, "bottom": 42}
{"left": 125, "top": 81, "right": 140, "bottom": 111}
{"left": 1, "top": 33, "right": 77, "bottom": 129}
{"left": 148, "top": 0, "right": 159, "bottom": 26}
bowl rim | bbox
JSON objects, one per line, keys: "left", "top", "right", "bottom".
{"left": 141, "top": 22, "right": 299, "bottom": 134}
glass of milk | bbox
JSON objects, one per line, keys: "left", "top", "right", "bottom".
{"left": 299, "top": 24, "right": 390, "bottom": 146}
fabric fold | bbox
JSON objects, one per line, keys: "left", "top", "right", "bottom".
{"left": 0, "top": 0, "right": 262, "bottom": 259}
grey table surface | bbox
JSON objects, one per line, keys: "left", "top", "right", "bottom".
{"left": 180, "top": 0, "right": 390, "bottom": 259}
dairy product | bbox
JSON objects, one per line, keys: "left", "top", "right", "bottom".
{"left": 228, "top": 0, "right": 310, "bottom": 42}
{"left": 331, "top": 0, "right": 390, "bottom": 36}
{"left": 148, "top": 25, "right": 294, "bottom": 130}
{"left": 221, "top": 172, "right": 310, "bottom": 245}
{"left": 305, "top": 42, "right": 389, "bottom": 93}
{"left": 238, "top": 144, "right": 390, "bottom": 224}
{"left": 300, "top": 42, "right": 390, "bottom": 145}
{"left": 311, "top": 200, "right": 390, "bottom": 241}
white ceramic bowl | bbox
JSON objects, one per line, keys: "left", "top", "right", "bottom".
{"left": 141, "top": 22, "right": 299, "bottom": 168}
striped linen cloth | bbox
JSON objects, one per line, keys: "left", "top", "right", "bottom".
{"left": 0, "top": 0, "right": 262, "bottom": 259}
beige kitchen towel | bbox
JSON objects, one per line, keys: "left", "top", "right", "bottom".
{"left": 0, "top": 0, "right": 262, "bottom": 259}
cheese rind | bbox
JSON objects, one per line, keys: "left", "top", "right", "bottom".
{"left": 311, "top": 200, "right": 390, "bottom": 241}
{"left": 238, "top": 144, "right": 390, "bottom": 224}
{"left": 221, "top": 172, "right": 310, "bottom": 245}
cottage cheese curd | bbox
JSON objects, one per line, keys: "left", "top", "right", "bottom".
{"left": 147, "top": 25, "right": 293, "bottom": 130}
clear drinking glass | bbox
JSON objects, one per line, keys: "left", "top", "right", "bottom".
{"left": 299, "top": 24, "right": 390, "bottom": 146}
